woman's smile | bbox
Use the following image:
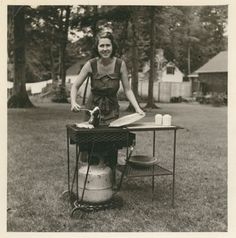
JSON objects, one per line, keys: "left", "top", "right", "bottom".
{"left": 98, "top": 38, "right": 113, "bottom": 59}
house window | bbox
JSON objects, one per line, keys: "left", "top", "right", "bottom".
{"left": 166, "top": 66, "right": 175, "bottom": 74}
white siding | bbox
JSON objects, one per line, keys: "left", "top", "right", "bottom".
{"left": 161, "top": 67, "right": 183, "bottom": 82}
{"left": 138, "top": 81, "right": 192, "bottom": 102}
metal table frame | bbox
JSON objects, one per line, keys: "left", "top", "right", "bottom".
{"left": 117, "top": 123, "right": 183, "bottom": 207}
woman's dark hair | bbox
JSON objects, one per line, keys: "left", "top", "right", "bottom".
{"left": 92, "top": 31, "right": 118, "bottom": 58}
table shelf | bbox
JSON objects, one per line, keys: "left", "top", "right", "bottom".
{"left": 117, "top": 164, "right": 173, "bottom": 177}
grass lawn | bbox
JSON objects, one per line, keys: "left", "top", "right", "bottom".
{"left": 7, "top": 99, "right": 227, "bottom": 232}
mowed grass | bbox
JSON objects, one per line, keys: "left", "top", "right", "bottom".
{"left": 7, "top": 100, "right": 227, "bottom": 232}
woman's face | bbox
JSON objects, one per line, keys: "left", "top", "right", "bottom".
{"left": 97, "top": 38, "right": 113, "bottom": 59}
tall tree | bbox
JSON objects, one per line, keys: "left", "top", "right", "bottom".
{"left": 54, "top": 6, "right": 71, "bottom": 103}
{"left": 125, "top": 6, "right": 141, "bottom": 111}
{"left": 8, "top": 6, "right": 34, "bottom": 108}
{"left": 197, "top": 5, "right": 227, "bottom": 63}
{"left": 59, "top": 6, "right": 71, "bottom": 84}
{"left": 145, "top": 7, "right": 158, "bottom": 108}
{"left": 27, "top": 6, "right": 73, "bottom": 102}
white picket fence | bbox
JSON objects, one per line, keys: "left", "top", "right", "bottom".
{"left": 139, "top": 81, "right": 192, "bottom": 102}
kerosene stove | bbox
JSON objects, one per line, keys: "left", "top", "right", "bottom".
{"left": 66, "top": 107, "right": 135, "bottom": 216}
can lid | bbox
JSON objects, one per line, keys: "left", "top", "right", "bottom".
{"left": 79, "top": 165, "right": 112, "bottom": 175}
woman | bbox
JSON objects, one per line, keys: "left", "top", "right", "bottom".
{"left": 70, "top": 32, "right": 144, "bottom": 186}
{"left": 70, "top": 31, "right": 144, "bottom": 119}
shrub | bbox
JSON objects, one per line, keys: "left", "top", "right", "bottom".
{"left": 210, "top": 94, "right": 226, "bottom": 107}
{"left": 51, "top": 85, "right": 68, "bottom": 103}
{"left": 170, "top": 96, "right": 182, "bottom": 103}
{"left": 197, "top": 93, "right": 227, "bottom": 106}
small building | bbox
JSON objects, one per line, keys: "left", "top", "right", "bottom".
{"left": 142, "top": 48, "right": 184, "bottom": 83}
{"left": 139, "top": 51, "right": 191, "bottom": 102}
{"left": 142, "top": 60, "right": 185, "bottom": 83}
{"left": 194, "top": 51, "right": 228, "bottom": 94}
{"left": 160, "top": 61, "right": 184, "bottom": 82}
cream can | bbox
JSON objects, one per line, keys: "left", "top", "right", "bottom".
{"left": 155, "top": 114, "right": 163, "bottom": 125}
{"left": 162, "top": 114, "right": 172, "bottom": 126}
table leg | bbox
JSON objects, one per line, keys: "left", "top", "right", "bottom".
{"left": 152, "top": 164, "right": 155, "bottom": 201}
{"left": 153, "top": 130, "right": 156, "bottom": 157}
{"left": 152, "top": 131, "right": 156, "bottom": 201}
{"left": 76, "top": 145, "right": 79, "bottom": 202}
{"left": 66, "top": 129, "right": 71, "bottom": 203}
{"left": 79, "top": 143, "right": 95, "bottom": 203}
{"left": 118, "top": 145, "right": 134, "bottom": 191}
{"left": 70, "top": 149, "right": 78, "bottom": 197}
{"left": 172, "top": 129, "right": 177, "bottom": 207}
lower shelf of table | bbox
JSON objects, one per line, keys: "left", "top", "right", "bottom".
{"left": 116, "top": 164, "right": 173, "bottom": 177}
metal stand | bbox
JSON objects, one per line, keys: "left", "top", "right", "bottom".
{"left": 65, "top": 125, "right": 135, "bottom": 217}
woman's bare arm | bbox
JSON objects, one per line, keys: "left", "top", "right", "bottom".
{"left": 70, "top": 61, "right": 91, "bottom": 111}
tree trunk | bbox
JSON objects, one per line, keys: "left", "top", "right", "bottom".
{"left": 145, "top": 8, "right": 158, "bottom": 109}
{"left": 54, "top": 6, "right": 71, "bottom": 103}
{"left": 60, "top": 6, "right": 70, "bottom": 86}
{"left": 187, "top": 44, "right": 191, "bottom": 75}
{"left": 118, "top": 20, "right": 129, "bottom": 56}
{"left": 8, "top": 6, "right": 34, "bottom": 108}
{"left": 50, "top": 44, "right": 57, "bottom": 83}
{"left": 126, "top": 7, "right": 140, "bottom": 112}
{"left": 7, "top": 7, "right": 14, "bottom": 81}
{"left": 91, "top": 6, "right": 98, "bottom": 36}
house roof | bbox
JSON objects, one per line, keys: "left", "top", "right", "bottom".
{"left": 187, "top": 73, "right": 198, "bottom": 77}
{"left": 195, "top": 51, "right": 227, "bottom": 73}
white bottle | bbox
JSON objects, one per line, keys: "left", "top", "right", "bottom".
{"left": 155, "top": 114, "right": 163, "bottom": 126}
{"left": 162, "top": 114, "right": 172, "bottom": 126}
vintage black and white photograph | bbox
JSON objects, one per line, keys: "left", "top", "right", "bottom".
{"left": 5, "top": 0, "right": 230, "bottom": 233}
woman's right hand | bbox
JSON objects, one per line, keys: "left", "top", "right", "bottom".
{"left": 71, "top": 102, "right": 81, "bottom": 112}
{"left": 136, "top": 107, "right": 145, "bottom": 116}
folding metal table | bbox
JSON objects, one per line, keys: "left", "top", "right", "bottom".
{"left": 117, "top": 123, "right": 183, "bottom": 207}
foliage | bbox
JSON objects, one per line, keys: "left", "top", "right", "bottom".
{"left": 8, "top": 5, "right": 228, "bottom": 107}
{"left": 8, "top": 5, "right": 228, "bottom": 81}
{"left": 170, "top": 96, "right": 183, "bottom": 103}
{"left": 196, "top": 93, "right": 227, "bottom": 106}
{"left": 51, "top": 84, "right": 69, "bottom": 103}
{"left": 150, "top": 5, "right": 227, "bottom": 75}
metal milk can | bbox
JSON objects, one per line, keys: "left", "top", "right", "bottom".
{"left": 78, "top": 163, "right": 113, "bottom": 203}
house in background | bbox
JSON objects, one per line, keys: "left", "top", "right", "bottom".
{"left": 160, "top": 61, "right": 184, "bottom": 82}
{"left": 142, "top": 60, "right": 184, "bottom": 83}
{"left": 139, "top": 49, "right": 191, "bottom": 102}
{"left": 193, "top": 51, "right": 228, "bottom": 95}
